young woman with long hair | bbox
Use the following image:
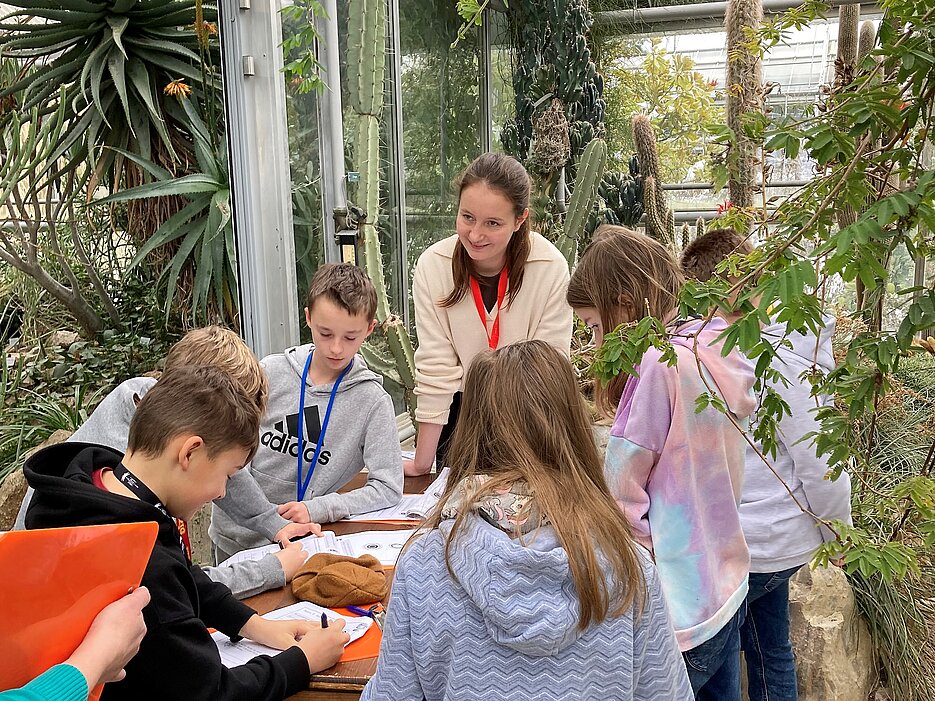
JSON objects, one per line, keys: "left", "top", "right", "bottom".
{"left": 404, "top": 153, "right": 573, "bottom": 475}
{"left": 362, "top": 340, "right": 691, "bottom": 701}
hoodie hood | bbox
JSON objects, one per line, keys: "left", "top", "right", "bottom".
{"left": 282, "top": 343, "right": 384, "bottom": 394}
{"left": 669, "top": 316, "right": 757, "bottom": 419}
{"left": 23, "top": 441, "right": 181, "bottom": 545}
{"left": 762, "top": 315, "right": 836, "bottom": 373}
{"left": 440, "top": 517, "right": 584, "bottom": 656}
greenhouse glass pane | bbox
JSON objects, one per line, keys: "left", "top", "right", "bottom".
{"left": 280, "top": 2, "right": 326, "bottom": 343}
{"left": 398, "top": 0, "right": 484, "bottom": 281}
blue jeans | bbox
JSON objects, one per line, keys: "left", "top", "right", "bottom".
{"left": 741, "top": 566, "right": 801, "bottom": 701}
{"left": 682, "top": 603, "right": 746, "bottom": 701}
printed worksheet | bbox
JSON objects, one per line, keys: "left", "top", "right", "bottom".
{"left": 212, "top": 601, "right": 373, "bottom": 668}
{"left": 335, "top": 529, "right": 417, "bottom": 566}
{"left": 216, "top": 531, "right": 343, "bottom": 568}
{"left": 344, "top": 467, "right": 450, "bottom": 522}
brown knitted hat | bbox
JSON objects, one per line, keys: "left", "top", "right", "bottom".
{"left": 291, "top": 552, "right": 388, "bottom": 607}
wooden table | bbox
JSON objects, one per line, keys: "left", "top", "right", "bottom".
{"left": 245, "top": 474, "right": 434, "bottom": 701}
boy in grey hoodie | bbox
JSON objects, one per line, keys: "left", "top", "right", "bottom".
{"left": 13, "top": 326, "right": 316, "bottom": 599}
{"left": 681, "top": 230, "right": 852, "bottom": 701}
{"left": 210, "top": 263, "right": 404, "bottom": 560}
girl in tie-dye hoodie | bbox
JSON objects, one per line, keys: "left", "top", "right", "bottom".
{"left": 567, "top": 226, "right": 756, "bottom": 701}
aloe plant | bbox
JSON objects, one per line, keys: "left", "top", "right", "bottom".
{"left": 94, "top": 98, "right": 235, "bottom": 321}
{"left": 0, "top": 0, "right": 217, "bottom": 179}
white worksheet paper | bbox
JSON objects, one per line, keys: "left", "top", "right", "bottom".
{"left": 336, "top": 529, "right": 416, "bottom": 566}
{"left": 217, "top": 531, "right": 344, "bottom": 568}
{"left": 344, "top": 467, "right": 450, "bottom": 522}
{"left": 216, "top": 527, "right": 416, "bottom": 569}
{"left": 212, "top": 601, "right": 373, "bottom": 668}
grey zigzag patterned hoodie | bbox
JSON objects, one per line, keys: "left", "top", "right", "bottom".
{"left": 361, "top": 517, "right": 693, "bottom": 701}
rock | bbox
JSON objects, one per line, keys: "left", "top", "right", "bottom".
{"left": 0, "top": 429, "right": 73, "bottom": 530}
{"left": 0, "top": 469, "right": 28, "bottom": 531}
{"left": 591, "top": 422, "right": 612, "bottom": 455}
{"left": 49, "top": 330, "right": 79, "bottom": 348}
{"left": 789, "top": 565, "right": 876, "bottom": 701}
{"left": 188, "top": 503, "right": 214, "bottom": 566}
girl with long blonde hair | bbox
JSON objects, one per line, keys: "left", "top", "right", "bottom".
{"left": 362, "top": 340, "right": 690, "bottom": 701}
{"left": 567, "top": 226, "right": 756, "bottom": 701}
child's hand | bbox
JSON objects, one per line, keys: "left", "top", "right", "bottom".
{"left": 278, "top": 501, "right": 312, "bottom": 523}
{"left": 295, "top": 620, "right": 350, "bottom": 673}
{"left": 239, "top": 615, "right": 327, "bottom": 651}
{"left": 274, "top": 541, "right": 309, "bottom": 582}
{"left": 274, "top": 520, "right": 322, "bottom": 543}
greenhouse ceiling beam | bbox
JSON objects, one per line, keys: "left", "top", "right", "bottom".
{"left": 594, "top": 0, "right": 880, "bottom": 34}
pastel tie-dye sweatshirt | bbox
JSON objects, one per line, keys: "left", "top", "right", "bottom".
{"left": 604, "top": 316, "right": 756, "bottom": 652}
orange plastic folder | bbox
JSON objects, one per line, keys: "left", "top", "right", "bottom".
{"left": 0, "top": 522, "right": 158, "bottom": 692}
{"left": 333, "top": 607, "right": 383, "bottom": 662}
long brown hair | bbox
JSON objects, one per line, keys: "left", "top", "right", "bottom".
{"left": 566, "top": 225, "right": 684, "bottom": 415}
{"left": 419, "top": 340, "right": 646, "bottom": 629}
{"left": 441, "top": 153, "right": 532, "bottom": 308}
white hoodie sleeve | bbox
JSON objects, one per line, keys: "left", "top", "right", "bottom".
{"left": 774, "top": 377, "right": 853, "bottom": 541}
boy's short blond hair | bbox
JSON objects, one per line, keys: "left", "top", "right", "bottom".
{"left": 164, "top": 326, "right": 268, "bottom": 413}
{"left": 128, "top": 365, "right": 261, "bottom": 463}
{"left": 305, "top": 263, "right": 377, "bottom": 321}
{"left": 679, "top": 228, "right": 754, "bottom": 282}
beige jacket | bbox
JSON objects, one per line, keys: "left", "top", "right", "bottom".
{"left": 413, "top": 232, "right": 573, "bottom": 424}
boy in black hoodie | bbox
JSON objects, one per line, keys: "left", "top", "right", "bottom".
{"left": 24, "top": 365, "right": 350, "bottom": 701}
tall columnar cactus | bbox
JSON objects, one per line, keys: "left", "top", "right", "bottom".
{"left": 681, "top": 223, "right": 691, "bottom": 250}
{"left": 857, "top": 21, "right": 876, "bottom": 64}
{"left": 833, "top": 5, "right": 863, "bottom": 235}
{"left": 348, "top": 0, "right": 416, "bottom": 416}
{"left": 725, "top": 0, "right": 763, "bottom": 214}
{"left": 695, "top": 216, "right": 706, "bottom": 240}
{"left": 561, "top": 138, "right": 607, "bottom": 266}
{"left": 633, "top": 115, "right": 675, "bottom": 249}
{"left": 835, "top": 4, "right": 860, "bottom": 88}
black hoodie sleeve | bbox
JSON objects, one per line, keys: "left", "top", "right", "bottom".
{"left": 190, "top": 562, "right": 256, "bottom": 636}
{"left": 112, "top": 616, "right": 310, "bottom": 701}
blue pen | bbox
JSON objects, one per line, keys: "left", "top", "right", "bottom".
{"left": 321, "top": 612, "right": 329, "bottom": 628}
{"left": 345, "top": 604, "right": 374, "bottom": 618}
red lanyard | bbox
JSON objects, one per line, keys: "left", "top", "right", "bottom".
{"left": 469, "top": 268, "right": 508, "bottom": 350}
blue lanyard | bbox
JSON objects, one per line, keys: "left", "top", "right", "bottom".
{"left": 297, "top": 351, "right": 353, "bottom": 502}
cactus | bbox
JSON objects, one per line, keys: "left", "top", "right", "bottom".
{"left": 633, "top": 115, "right": 675, "bottom": 249}
{"left": 560, "top": 137, "right": 607, "bottom": 266}
{"left": 347, "top": 0, "right": 416, "bottom": 419}
{"left": 530, "top": 98, "right": 571, "bottom": 175}
{"left": 725, "top": 0, "right": 763, "bottom": 214}
{"left": 695, "top": 216, "right": 706, "bottom": 239}
{"left": 835, "top": 4, "right": 860, "bottom": 89}
{"left": 681, "top": 223, "right": 691, "bottom": 250}
{"left": 594, "top": 166, "right": 643, "bottom": 229}
{"left": 501, "top": 0, "right": 604, "bottom": 169}
{"left": 857, "top": 21, "right": 876, "bottom": 64}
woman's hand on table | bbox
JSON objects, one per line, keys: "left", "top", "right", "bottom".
{"left": 403, "top": 459, "right": 433, "bottom": 476}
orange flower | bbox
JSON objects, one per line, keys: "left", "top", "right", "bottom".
{"left": 164, "top": 79, "right": 192, "bottom": 99}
